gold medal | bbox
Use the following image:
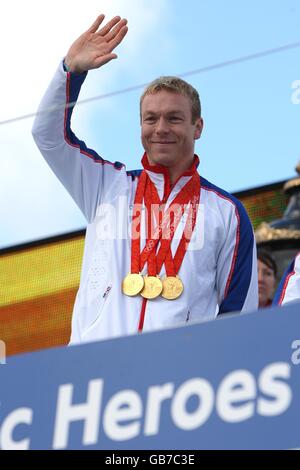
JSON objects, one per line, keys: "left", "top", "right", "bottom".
{"left": 122, "top": 273, "right": 144, "bottom": 296}
{"left": 140, "top": 275, "right": 163, "bottom": 299}
{"left": 161, "top": 276, "right": 184, "bottom": 300}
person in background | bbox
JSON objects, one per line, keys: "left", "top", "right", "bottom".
{"left": 257, "top": 249, "right": 277, "bottom": 308}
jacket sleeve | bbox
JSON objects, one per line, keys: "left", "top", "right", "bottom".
{"left": 216, "top": 199, "right": 258, "bottom": 315}
{"left": 32, "top": 61, "right": 127, "bottom": 223}
{"left": 273, "top": 253, "right": 300, "bottom": 306}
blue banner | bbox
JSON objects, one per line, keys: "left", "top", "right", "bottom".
{"left": 1, "top": 304, "right": 300, "bottom": 450}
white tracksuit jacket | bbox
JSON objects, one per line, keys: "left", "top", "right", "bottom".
{"left": 32, "top": 62, "right": 258, "bottom": 344}
{"left": 273, "top": 253, "right": 300, "bottom": 306}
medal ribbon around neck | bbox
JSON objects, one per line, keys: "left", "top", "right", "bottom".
{"left": 150, "top": 173, "right": 200, "bottom": 299}
{"left": 121, "top": 171, "right": 147, "bottom": 296}
{"left": 156, "top": 179, "right": 200, "bottom": 275}
{"left": 122, "top": 169, "right": 200, "bottom": 298}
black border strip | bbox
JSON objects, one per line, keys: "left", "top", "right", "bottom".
{"left": 0, "top": 228, "right": 86, "bottom": 255}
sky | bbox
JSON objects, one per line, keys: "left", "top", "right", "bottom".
{"left": 1, "top": 0, "right": 300, "bottom": 249}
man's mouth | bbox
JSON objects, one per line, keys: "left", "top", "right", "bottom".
{"left": 151, "top": 141, "right": 176, "bottom": 144}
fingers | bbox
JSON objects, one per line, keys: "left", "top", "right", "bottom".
{"left": 107, "top": 25, "right": 128, "bottom": 50}
{"left": 105, "top": 18, "right": 128, "bottom": 42}
{"left": 93, "top": 53, "right": 117, "bottom": 69}
{"left": 97, "top": 16, "right": 123, "bottom": 36}
{"left": 87, "top": 14, "right": 105, "bottom": 33}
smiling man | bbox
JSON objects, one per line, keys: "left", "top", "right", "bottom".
{"left": 141, "top": 81, "right": 203, "bottom": 182}
{"left": 32, "top": 14, "right": 258, "bottom": 345}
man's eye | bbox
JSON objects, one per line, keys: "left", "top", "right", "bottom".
{"left": 144, "top": 117, "right": 155, "bottom": 122}
{"left": 169, "top": 116, "right": 182, "bottom": 122}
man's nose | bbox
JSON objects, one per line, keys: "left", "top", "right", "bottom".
{"left": 155, "top": 117, "right": 169, "bottom": 133}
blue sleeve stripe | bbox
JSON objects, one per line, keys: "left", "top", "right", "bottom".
{"left": 126, "top": 169, "right": 142, "bottom": 180}
{"left": 220, "top": 205, "right": 253, "bottom": 313}
{"left": 224, "top": 205, "right": 241, "bottom": 298}
{"left": 273, "top": 258, "right": 297, "bottom": 305}
{"left": 64, "top": 72, "right": 125, "bottom": 171}
{"left": 201, "top": 178, "right": 254, "bottom": 314}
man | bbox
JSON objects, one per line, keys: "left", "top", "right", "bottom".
{"left": 32, "top": 14, "right": 258, "bottom": 344}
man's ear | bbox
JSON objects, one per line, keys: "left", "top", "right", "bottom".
{"left": 194, "top": 118, "right": 204, "bottom": 140}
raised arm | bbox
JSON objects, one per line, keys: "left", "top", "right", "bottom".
{"left": 32, "top": 14, "right": 129, "bottom": 222}
{"left": 64, "top": 14, "right": 128, "bottom": 73}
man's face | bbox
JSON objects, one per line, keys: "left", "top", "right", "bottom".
{"left": 141, "top": 90, "right": 203, "bottom": 170}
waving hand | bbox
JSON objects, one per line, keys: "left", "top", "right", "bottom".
{"left": 64, "top": 14, "right": 128, "bottom": 74}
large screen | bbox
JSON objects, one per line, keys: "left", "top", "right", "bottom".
{"left": 0, "top": 235, "right": 84, "bottom": 356}
{"left": 237, "top": 185, "right": 288, "bottom": 230}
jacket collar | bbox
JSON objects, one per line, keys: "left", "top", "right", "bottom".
{"left": 141, "top": 152, "right": 200, "bottom": 201}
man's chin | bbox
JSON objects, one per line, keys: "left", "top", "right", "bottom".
{"left": 147, "top": 154, "right": 174, "bottom": 167}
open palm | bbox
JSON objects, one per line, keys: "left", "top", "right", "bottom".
{"left": 65, "top": 14, "right": 128, "bottom": 74}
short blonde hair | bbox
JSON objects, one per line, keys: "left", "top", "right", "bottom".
{"left": 140, "top": 76, "right": 201, "bottom": 124}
